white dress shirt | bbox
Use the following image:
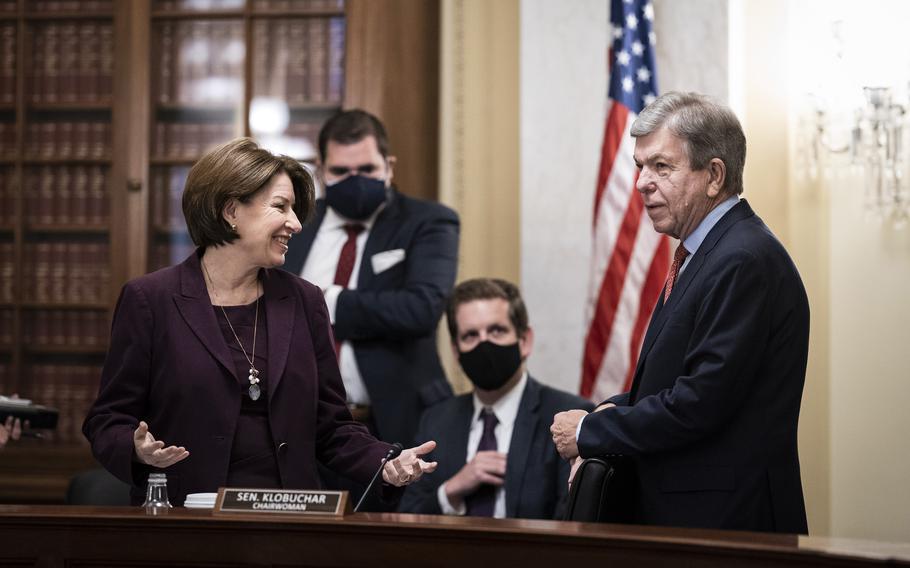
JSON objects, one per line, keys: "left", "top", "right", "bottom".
{"left": 438, "top": 373, "right": 529, "bottom": 518}
{"left": 300, "top": 205, "right": 385, "bottom": 405}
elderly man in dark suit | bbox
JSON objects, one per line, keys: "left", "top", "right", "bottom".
{"left": 283, "top": 110, "right": 458, "bottom": 449}
{"left": 551, "top": 92, "right": 810, "bottom": 534}
{"left": 399, "top": 278, "right": 593, "bottom": 519}
{"left": 83, "top": 138, "right": 435, "bottom": 507}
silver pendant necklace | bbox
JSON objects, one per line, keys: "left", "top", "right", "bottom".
{"left": 203, "top": 260, "right": 262, "bottom": 401}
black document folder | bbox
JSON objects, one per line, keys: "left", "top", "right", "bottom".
{"left": 0, "top": 399, "right": 59, "bottom": 430}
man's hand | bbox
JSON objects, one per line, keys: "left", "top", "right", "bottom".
{"left": 0, "top": 415, "right": 21, "bottom": 449}
{"left": 443, "top": 450, "right": 507, "bottom": 509}
{"left": 133, "top": 421, "right": 190, "bottom": 468}
{"left": 382, "top": 440, "right": 438, "bottom": 486}
{"left": 568, "top": 456, "right": 584, "bottom": 487}
{"left": 550, "top": 409, "right": 588, "bottom": 460}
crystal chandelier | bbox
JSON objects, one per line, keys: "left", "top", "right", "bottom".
{"left": 807, "top": 86, "right": 910, "bottom": 229}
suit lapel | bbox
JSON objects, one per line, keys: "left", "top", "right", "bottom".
{"left": 173, "top": 250, "right": 238, "bottom": 381}
{"left": 629, "top": 200, "right": 756, "bottom": 402}
{"left": 261, "top": 269, "right": 295, "bottom": 398}
{"left": 447, "top": 396, "right": 475, "bottom": 480}
{"left": 505, "top": 378, "right": 540, "bottom": 518}
{"left": 358, "top": 190, "right": 402, "bottom": 290}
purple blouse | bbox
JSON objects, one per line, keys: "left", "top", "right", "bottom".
{"left": 214, "top": 298, "right": 281, "bottom": 489}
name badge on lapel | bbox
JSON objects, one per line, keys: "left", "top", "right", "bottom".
{"left": 371, "top": 248, "right": 406, "bottom": 274}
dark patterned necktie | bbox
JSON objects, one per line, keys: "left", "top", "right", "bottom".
{"left": 465, "top": 408, "right": 498, "bottom": 517}
{"left": 663, "top": 243, "right": 689, "bottom": 302}
{"left": 332, "top": 223, "right": 364, "bottom": 358}
{"left": 333, "top": 223, "right": 364, "bottom": 287}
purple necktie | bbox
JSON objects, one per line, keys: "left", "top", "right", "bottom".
{"left": 465, "top": 408, "right": 498, "bottom": 517}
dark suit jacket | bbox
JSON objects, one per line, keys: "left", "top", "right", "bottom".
{"left": 578, "top": 200, "right": 810, "bottom": 534}
{"left": 82, "top": 250, "right": 394, "bottom": 506}
{"left": 398, "top": 376, "right": 594, "bottom": 520}
{"left": 283, "top": 189, "right": 459, "bottom": 446}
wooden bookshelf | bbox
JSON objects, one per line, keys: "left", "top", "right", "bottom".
{"left": 24, "top": 224, "right": 109, "bottom": 233}
{"left": 0, "top": 0, "right": 440, "bottom": 503}
{"left": 0, "top": 0, "right": 117, "bottom": 500}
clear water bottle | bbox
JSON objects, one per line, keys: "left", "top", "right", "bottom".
{"left": 142, "top": 472, "right": 172, "bottom": 510}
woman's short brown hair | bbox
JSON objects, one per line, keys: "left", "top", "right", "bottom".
{"left": 182, "top": 137, "right": 316, "bottom": 247}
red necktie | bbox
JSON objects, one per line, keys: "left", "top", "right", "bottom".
{"left": 332, "top": 224, "right": 364, "bottom": 359}
{"left": 465, "top": 408, "right": 498, "bottom": 517}
{"left": 333, "top": 224, "right": 364, "bottom": 287}
{"left": 664, "top": 243, "right": 689, "bottom": 302}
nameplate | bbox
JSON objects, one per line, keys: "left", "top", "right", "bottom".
{"left": 214, "top": 488, "right": 350, "bottom": 516}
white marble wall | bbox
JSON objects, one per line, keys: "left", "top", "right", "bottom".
{"left": 519, "top": 0, "right": 728, "bottom": 395}
{"left": 519, "top": 0, "right": 607, "bottom": 393}
{"left": 653, "top": 0, "right": 728, "bottom": 100}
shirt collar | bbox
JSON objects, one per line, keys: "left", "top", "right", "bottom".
{"left": 471, "top": 372, "right": 528, "bottom": 427}
{"left": 682, "top": 194, "right": 740, "bottom": 257}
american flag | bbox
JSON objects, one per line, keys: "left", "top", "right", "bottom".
{"left": 579, "top": 0, "right": 669, "bottom": 401}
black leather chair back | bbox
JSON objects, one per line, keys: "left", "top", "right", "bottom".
{"left": 563, "top": 456, "right": 636, "bottom": 523}
{"left": 66, "top": 468, "right": 131, "bottom": 506}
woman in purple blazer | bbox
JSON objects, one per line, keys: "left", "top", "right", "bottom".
{"left": 83, "top": 138, "right": 436, "bottom": 506}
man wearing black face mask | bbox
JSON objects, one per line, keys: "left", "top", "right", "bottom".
{"left": 398, "top": 279, "right": 593, "bottom": 519}
{"left": 282, "top": 110, "right": 459, "bottom": 507}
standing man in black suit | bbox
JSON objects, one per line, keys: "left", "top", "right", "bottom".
{"left": 551, "top": 92, "right": 810, "bottom": 534}
{"left": 399, "top": 278, "right": 593, "bottom": 519}
{"left": 283, "top": 109, "right": 458, "bottom": 451}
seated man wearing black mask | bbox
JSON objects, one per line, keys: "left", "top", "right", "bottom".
{"left": 398, "top": 278, "right": 593, "bottom": 519}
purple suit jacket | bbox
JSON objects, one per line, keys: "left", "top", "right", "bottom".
{"left": 83, "top": 250, "right": 393, "bottom": 505}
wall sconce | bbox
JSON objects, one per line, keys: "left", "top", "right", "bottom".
{"left": 808, "top": 85, "right": 910, "bottom": 229}
{"left": 797, "top": 8, "right": 910, "bottom": 230}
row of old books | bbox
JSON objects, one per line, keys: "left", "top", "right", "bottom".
{"left": 21, "top": 241, "right": 110, "bottom": 304}
{"left": 250, "top": 17, "right": 344, "bottom": 105}
{"left": 22, "top": 309, "right": 108, "bottom": 350}
{"left": 23, "top": 165, "right": 109, "bottom": 227}
{"left": 0, "top": 362, "right": 12, "bottom": 393}
{"left": 150, "top": 166, "right": 190, "bottom": 230}
{"left": 153, "top": 0, "right": 343, "bottom": 12}
{"left": 23, "top": 363, "right": 101, "bottom": 445}
{"left": 0, "top": 309, "right": 11, "bottom": 344}
{"left": 155, "top": 20, "right": 245, "bottom": 106}
{"left": 0, "top": 168, "right": 15, "bottom": 227}
{"left": 285, "top": 120, "right": 321, "bottom": 149}
{"left": 18, "top": 1, "right": 113, "bottom": 12}
{"left": 153, "top": 121, "right": 235, "bottom": 160}
{"left": 1, "top": 23, "right": 14, "bottom": 106}
{"left": 150, "top": 239, "right": 196, "bottom": 270}
{"left": 153, "top": 17, "right": 343, "bottom": 107}
{"left": 0, "top": 243, "right": 11, "bottom": 303}
{"left": 251, "top": 0, "right": 343, "bottom": 10}
{"left": 25, "top": 120, "right": 111, "bottom": 160}
{"left": 29, "top": 21, "right": 114, "bottom": 104}
{"left": 0, "top": 123, "right": 15, "bottom": 159}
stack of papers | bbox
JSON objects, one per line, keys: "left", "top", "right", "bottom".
{"left": 184, "top": 493, "right": 218, "bottom": 509}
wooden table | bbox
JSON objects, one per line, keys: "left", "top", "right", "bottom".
{"left": 1, "top": 505, "right": 909, "bottom": 567}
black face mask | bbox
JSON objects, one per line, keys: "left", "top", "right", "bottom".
{"left": 324, "top": 174, "right": 387, "bottom": 220}
{"left": 458, "top": 340, "right": 522, "bottom": 391}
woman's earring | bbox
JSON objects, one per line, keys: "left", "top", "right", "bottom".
{"left": 231, "top": 223, "right": 237, "bottom": 231}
